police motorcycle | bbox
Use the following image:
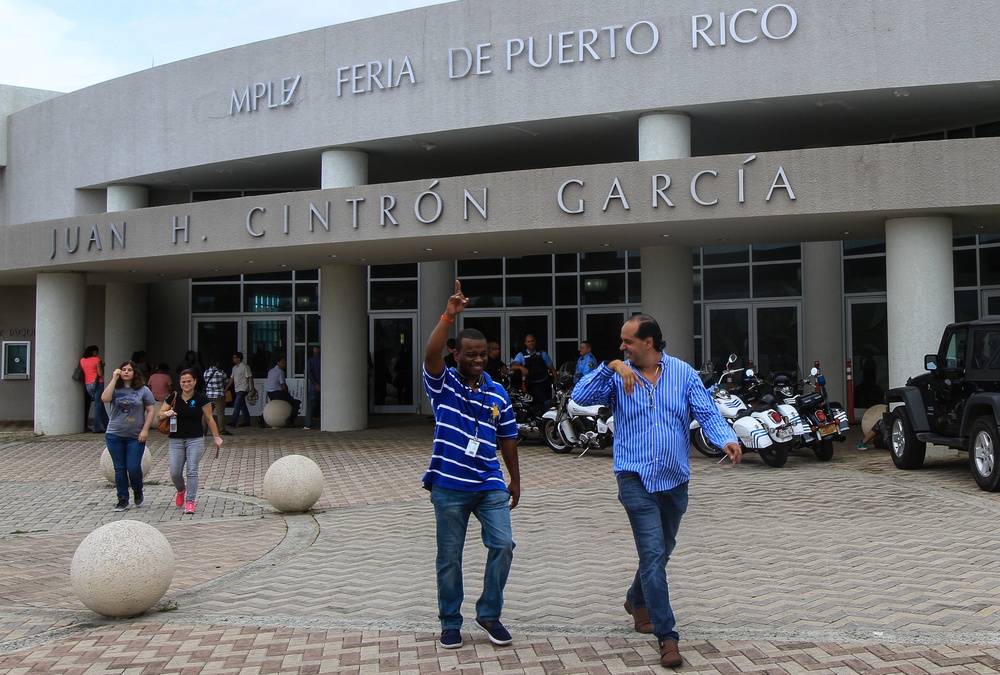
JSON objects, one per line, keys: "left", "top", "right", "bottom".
{"left": 771, "top": 366, "right": 850, "bottom": 462}
{"left": 690, "top": 355, "right": 801, "bottom": 468}
{"left": 542, "top": 372, "right": 614, "bottom": 457}
{"left": 503, "top": 371, "right": 547, "bottom": 444}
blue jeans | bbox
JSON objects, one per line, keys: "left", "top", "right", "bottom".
{"left": 305, "top": 389, "right": 320, "bottom": 427}
{"left": 230, "top": 391, "right": 250, "bottom": 425}
{"left": 105, "top": 433, "right": 145, "bottom": 501}
{"left": 616, "top": 473, "right": 689, "bottom": 642}
{"left": 168, "top": 437, "right": 206, "bottom": 503}
{"left": 87, "top": 382, "right": 109, "bottom": 432}
{"left": 430, "top": 485, "right": 515, "bottom": 631}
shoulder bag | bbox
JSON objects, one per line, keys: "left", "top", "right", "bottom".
{"left": 157, "top": 394, "right": 177, "bottom": 434}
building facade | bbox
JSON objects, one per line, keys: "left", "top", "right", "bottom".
{"left": 2, "top": 0, "right": 999, "bottom": 432}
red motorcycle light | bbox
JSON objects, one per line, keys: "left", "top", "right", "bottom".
{"left": 769, "top": 410, "right": 783, "bottom": 424}
{"left": 815, "top": 411, "right": 827, "bottom": 423}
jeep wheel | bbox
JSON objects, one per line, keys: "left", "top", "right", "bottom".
{"left": 969, "top": 416, "right": 1000, "bottom": 491}
{"left": 889, "top": 408, "right": 926, "bottom": 470}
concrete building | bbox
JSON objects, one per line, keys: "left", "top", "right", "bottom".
{"left": 2, "top": 0, "right": 999, "bottom": 433}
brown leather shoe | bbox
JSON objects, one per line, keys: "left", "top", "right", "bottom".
{"left": 659, "top": 639, "right": 682, "bottom": 668}
{"left": 623, "top": 600, "right": 653, "bottom": 633}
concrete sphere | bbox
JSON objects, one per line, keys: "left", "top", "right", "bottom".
{"left": 70, "top": 520, "right": 175, "bottom": 617}
{"left": 263, "top": 454, "right": 324, "bottom": 512}
{"left": 263, "top": 399, "right": 292, "bottom": 427}
{"left": 100, "top": 447, "right": 152, "bottom": 485}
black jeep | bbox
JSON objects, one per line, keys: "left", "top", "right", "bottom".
{"left": 886, "top": 316, "right": 1000, "bottom": 491}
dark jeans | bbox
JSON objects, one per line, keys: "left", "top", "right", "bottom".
{"left": 267, "top": 390, "right": 301, "bottom": 422}
{"left": 230, "top": 390, "right": 251, "bottom": 425}
{"left": 616, "top": 473, "right": 689, "bottom": 642}
{"left": 105, "top": 433, "right": 145, "bottom": 502}
{"left": 87, "top": 381, "right": 109, "bottom": 432}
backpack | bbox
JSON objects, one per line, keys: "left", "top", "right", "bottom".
{"left": 522, "top": 350, "right": 549, "bottom": 382}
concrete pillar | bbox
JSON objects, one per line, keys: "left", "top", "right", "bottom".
{"left": 801, "top": 241, "right": 845, "bottom": 403}
{"left": 106, "top": 185, "right": 148, "bottom": 212}
{"left": 320, "top": 265, "right": 368, "bottom": 431}
{"left": 638, "top": 112, "right": 691, "bottom": 161}
{"left": 641, "top": 247, "right": 695, "bottom": 365}
{"left": 321, "top": 149, "right": 368, "bottom": 189}
{"left": 105, "top": 283, "right": 148, "bottom": 370}
{"left": 638, "top": 112, "right": 695, "bottom": 364}
{"left": 35, "top": 273, "right": 86, "bottom": 435}
{"left": 419, "top": 262, "right": 456, "bottom": 413}
{"left": 886, "top": 216, "right": 954, "bottom": 388}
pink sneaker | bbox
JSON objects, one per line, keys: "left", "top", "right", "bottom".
{"left": 184, "top": 501, "right": 196, "bottom": 514}
{"left": 175, "top": 488, "right": 186, "bottom": 508}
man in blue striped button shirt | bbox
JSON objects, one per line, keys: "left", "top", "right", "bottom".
{"left": 572, "top": 314, "right": 741, "bottom": 669}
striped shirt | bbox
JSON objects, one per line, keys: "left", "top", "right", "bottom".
{"left": 422, "top": 365, "right": 517, "bottom": 493}
{"left": 572, "top": 353, "right": 738, "bottom": 493}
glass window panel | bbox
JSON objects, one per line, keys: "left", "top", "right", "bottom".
{"left": 693, "top": 269, "right": 702, "bottom": 301}
{"left": 955, "top": 289, "right": 979, "bottom": 323}
{"left": 555, "top": 275, "right": 577, "bottom": 306}
{"left": 192, "top": 190, "right": 241, "bottom": 202}
{"left": 295, "top": 269, "right": 319, "bottom": 280}
{"left": 580, "top": 251, "right": 626, "bottom": 272}
{"left": 980, "top": 247, "right": 1000, "bottom": 286}
{"left": 627, "top": 249, "right": 641, "bottom": 269}
{"left": 843, "top": 239, "right": 886, "bottom": 256}
{"left": 752, "top": 263, "right": 801, "bottom": 298}
{"left": 953, "top": 235, "right": 976, "bottom": 247}
{"left": 307, "top": 314, "right": 320, "bottom": 346}
{"left": 752, "top": 243, "right": 800, "bottom": 262}
{"left": 459, "top": 277, "right": 503, "bottom": 308}
{"left": 692, "top": 248, "right": 701, "bottom": 266}
{"left": 457, "top": 258, "right": 503, "bottom": 276}
{"left": 505, "top": 255, "right": 552, "bottom": 275}
{"left": 556, "top": 308, "right": 578, "bottom": 339}
{"left": 979, "top": 234, "right": 1000, "bottom": 245}
{"left": 693, "top": 303, "right": 702, "bottom": 335}
{"left": 368, "top": 280, "right": 417, "bottom": 310}
{"left": 294, "top": 345, "right": 305, "bottom": 377}
{"left": 843, "top": 257, "right": 887, "bottom": 294}
{"left": 702, "top": 267, "right": 750, "bottom": 300}
{"left": 244, "top": 284, "right": 293, "bottom": 312}
{"left": 370, "top": 263, "right": 418, "bottom": 279}
{"left": 580, "top": 273, "right": 626, "bottom": 305}
{"left": 295, "top": 283, "right": 318, "bottom": 312}
{"left": 628, "top": 271, "right": 641, "bottom": 304}
{"left": 703, "top": 245, "right": 749, "bottom": 266}
{"left": 953, "top": 249, "right": 977, "bottom": 287}
{"left": 555, "top": 253, "right": 577, "bottom": 273}
{"left": 295, "top": 314, "right": 305, "bottom": 343}
{"left": 191, "top": 284, "right": 241, "bottom": 313}
{"left": 193, "top": 274, "right": 240, "bottom": 282}
{"left": 506, "top": 276, "right": 552, "bottom": 307}
{"left": 555, "top": 341, "right": 578, "bottom": 371}
{"left": 245, "top": 271, "right": 293, "bottom": 281}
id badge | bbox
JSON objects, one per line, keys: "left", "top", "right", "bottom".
{"left": 464, "top": 438, "right": 480, "bottom": 457}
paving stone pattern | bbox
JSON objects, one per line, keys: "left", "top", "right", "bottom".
{"left": 1, "top": 418, "right": 1000, "bottom": 673}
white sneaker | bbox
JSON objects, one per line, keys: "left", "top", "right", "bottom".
{"left": 303, "top": 426, "right": 311, "bottom": 430}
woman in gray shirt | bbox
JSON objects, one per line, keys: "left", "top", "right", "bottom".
{"left": 101, "top": 360, "right": 156, "bottom": 512}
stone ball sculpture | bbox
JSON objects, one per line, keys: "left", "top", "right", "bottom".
{"left": 100, "top": 447, "right": 153, "bottom": 485}
{"left": 263, "top": 454, "right": 325, "bottom": 512}
{"left": 70, "top": 520, "right": 175, "bottom": 617}
{"left": 262, "top": 399, "right": 293, "bottom": 428}
{"left": 861, "top": 404, "right": 888, "bottom": 436}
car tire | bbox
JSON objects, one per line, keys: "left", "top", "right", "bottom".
{"left": 969, "top": 416, "right": 1000, "bottom": 491}
{"left": 889, "top": 407, "right": 926, "bottom": 470}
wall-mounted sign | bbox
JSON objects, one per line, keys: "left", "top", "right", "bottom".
{"left": 2, "top": 341, "right": 30, "bottom": 380}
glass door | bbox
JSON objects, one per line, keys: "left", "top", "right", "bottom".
{"left": 194, "top": 319, "right": 240, "bottom": 373}
{"left": 581, "top": 309, "right": 628, "bottom": 365}
{"left": 705, "top": 302, "right": 801, "bottom": 377}
{"left": 847, "top": 297, "right": 888, "bottom": 416}
{"left": 370, "top": 315, "right": 417, "bottom": 413}
{"left": 507, "top": 312, "right": 553, "bottom": 368}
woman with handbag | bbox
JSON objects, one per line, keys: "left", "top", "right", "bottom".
{"left": 160, "top": 368, "right": 224, "bottom": 514}
{"left": 81, "top": 345, "right": 109, "bottom": 433}
{"left": 101, "top": 360, "right": 156, "bottom": 511}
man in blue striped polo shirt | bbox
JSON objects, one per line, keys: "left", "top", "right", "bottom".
{"left": 423, "top": 281, "right": 521, "bottom": 651}
{"left": 572, "top": 314, "right": 741, "bottom": 669}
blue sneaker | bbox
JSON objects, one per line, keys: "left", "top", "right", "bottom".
{"left": 476, "top": 618, "right": 512, "bottom": 645}
{"left": 439, "top": 629, "right": 463, "bottom": 649}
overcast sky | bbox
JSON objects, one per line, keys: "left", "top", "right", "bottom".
{"left": 0, "top": 0, "right": 452, "bottom": 92}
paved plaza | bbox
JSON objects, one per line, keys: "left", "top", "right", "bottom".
{"left": 1, "top": 417, "right": 1000, "bottom": 673}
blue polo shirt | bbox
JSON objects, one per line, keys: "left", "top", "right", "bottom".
{"left": 422, "top": 365, "right": 517, "bottom": 493}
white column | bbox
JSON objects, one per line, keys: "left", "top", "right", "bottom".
{"left": 106, "top": 185, "right": 148, "bottom": 212}
{"left": 321, "top": 149, "right": 368, "bottom": 189}
{"left": 104, "top": 283, "right": 148, "bottom": 370}
{"left": 419, "top": 262, "right": 456, "bottom": 413}
{"left": 886, "top": 216, "right": 954, "bottom": 389}
{"left": 801, "top": 241, "right": 845, "bottom": 403}
{"left": 320, "top": 265, "right": 368, "bottom": 431}
{"left": 641, "top": 247, "right": 695, "bottom": 364}
{"left": 638, "top": 112, "right": 695, "bottom": 364}
{"left": 35, "top": 273, "right": 86, "bottom": 435}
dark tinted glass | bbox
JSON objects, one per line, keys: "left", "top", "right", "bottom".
{"left": 506, "top": 276, "right": 552, "bottom": 306}
{"left": 953, "top": 249, "right": 977, "bottom": 287}
{"left": 580, "top": 273, "right": 626, "bottom": 305}
{"left": 556, "top": 308, "right": 578, "bottom": 339}
{"left": 580, "top": 251, "right": 626, "bottom": 272}
{"left": 979, "top": 247, "right": 1000, "bottom": 286}
{"left": 459, "top": 277, "right": 503, "bottom": 308}
{"left": 555, "top": 275, "right": 577, "bottom": 306}
{"left": 370, "top": 263, "right": 418, "bottom": 279}
{"left": 458, "top": 258, "right": 503, "bottom": 276}
{"left": 703, "top": 245, "right": 749, "bottom": 266}
{"left": 843, "top": 257, "right": 887, "bottom": 293}
{"left": 245, "top": 271, "right": 293, "bottom": 281}
{"left": 192, "top": 285, "right": 240, "bottom": 313}
{"left": 506, "top": 255, "right": 552, "bottom": 275}
{"left": 753, "top": 263, "right": 801, "bottom": 297}
{"left": 702, "top": 266, "right": 750, "bottom": 300}
{"left": 752, "top": 243, "right": 800, "bottom": 262}
{"left": 843, "top": 239, "right": 885, "bottom": 256}
{"left": 295, "top": 283, "right": 319, "bottom": 312}
{"left": 368, "top": 281, "right": 417, "bottom": 310}
{"left": 244, "top": 284, "right": 293, "bottom": 312}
